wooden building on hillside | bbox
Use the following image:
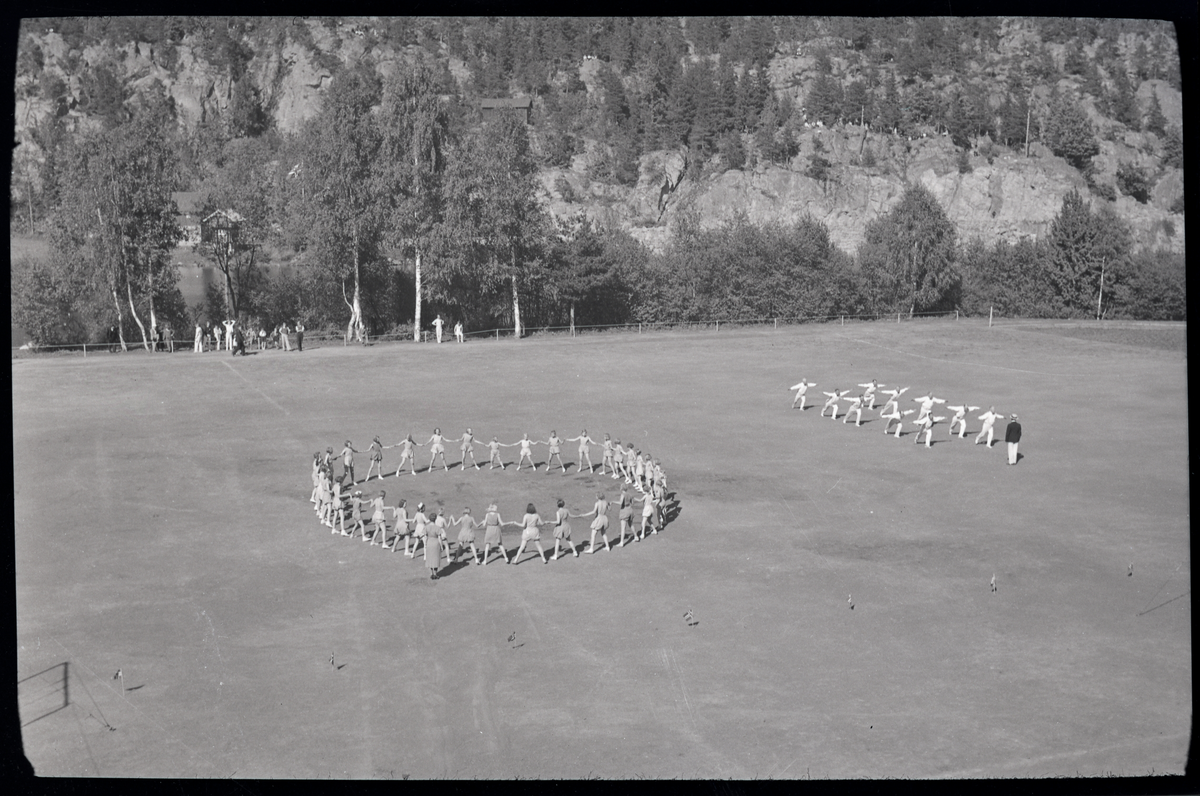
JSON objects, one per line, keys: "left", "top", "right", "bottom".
{"left": 480, "top": 96, "right": 533, "bottom": 124}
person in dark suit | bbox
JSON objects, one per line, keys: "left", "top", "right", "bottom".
{"left": 1004, "top": 414, "right": 1022, "bottom": 465}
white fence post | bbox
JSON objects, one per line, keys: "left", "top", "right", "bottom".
{"left": 716, "top": 321, "right": 720, "bottom": 333}
{"left": 83, "top": 343, "right": 87, "bottom": 358}
{"left": 989, "top": 305, "right": 993, "bottom": 328}
{"left": 639, "top": 323, "right": 642, "bottom": 334}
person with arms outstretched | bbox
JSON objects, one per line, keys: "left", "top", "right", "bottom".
{"left": 946, "top": 404, "right": 979, "bottom": 438}
{"left": 821, "top": 389, "right": 850, "bottom": 420}
{"left": 975, "top": 407, "right": 1003, "bottom": 447}
{"left": 790, "top": 379, "right": 816, "bottom": 410}
{"left": 574, "top": 492, "right": 613, "bottom": 553}
{"left": 567, "top": 430, "right": 595, "bottom": 473}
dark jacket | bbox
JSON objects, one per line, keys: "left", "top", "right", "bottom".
{"left": 1004, "top": 421, "right": 1022, "bottom": 443}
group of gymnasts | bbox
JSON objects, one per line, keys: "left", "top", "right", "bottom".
{"left": 327, "top": 428, "right": 662, "bottom": 481}
{"left": 308, "top": 429, "right": 674, "bottom": 579}
{"left": 789, "top": 378, "right": 1008, "bottom": 449}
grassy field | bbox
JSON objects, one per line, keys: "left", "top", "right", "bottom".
{"left": 14, "top": 319, "right": 1190, "bottom": 779}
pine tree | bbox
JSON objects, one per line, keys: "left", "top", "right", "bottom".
{"left": 873, "top": 70, "right": 902, "bottom": 132}
{"left": 1044, "top": 90, "right": 1098, "bottom": 170}
{"left": 1045, "top": 189, "right": 1131, "bottom": 316}
{"left": 807, "top": 73, "right": 843, "bottom": 126}
{"left": 856, "top": 183, "right": 959, "bottom": 315}
{"left": 1109, "top": 68, "right": 1141, "bottom": 130}
{"left": 1144, "top": 91, "right": 1167, "bottom": 137}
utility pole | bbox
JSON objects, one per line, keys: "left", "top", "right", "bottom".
{"left": 1024, "top": 103, "right": 1032, "bottom": 158}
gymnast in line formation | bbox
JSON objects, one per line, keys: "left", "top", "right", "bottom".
{"left": 308, "top": 434, "right": 675, "bottom": 579}
{"left": 790, "top": 378, "right": 1008, "bottom": 449}
{"left": 331, "top": 428, "right": 665, "bottom": 482}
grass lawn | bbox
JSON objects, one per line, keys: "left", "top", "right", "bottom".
{"left": 13, "top": 319, "right": 1190, "bottom": 779}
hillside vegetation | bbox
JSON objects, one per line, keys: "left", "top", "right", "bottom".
{"left": 10, "top": 17, "right": 1186, "bottom": 347}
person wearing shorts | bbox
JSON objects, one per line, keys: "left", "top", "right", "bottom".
{"left": 367, "top": 491, "right": 389, "bottom": 546}
{"left": 638, "top": 488, "right": 656, "bottom": 540}
{"left": 567, "top": 430, "right": 595, "bottom": 474}
{"left": 600, "top": 434, "right": 615, "bottom": 476}
{"left": 310, "top": 452, "right": 322, "bottom": 506}
{"left": 328, "top": 478, "right": 346, "bottom": 534}
{"left": 458, "top": 429, "right": 481, "bottom": 470}
{"left": 347, "top": 491, "right": 368, "bottom": 539}
{"left": 616, "top": 488, "right": 634, "bottom": 547}
{"left": 365, "top": 436, "right": 385, "bottom": 481}
{"left": 514, "top": 434, "right": 537, "bottom": 472}
{"left": 551, "top": 499, "right": 576, "bottom": 559}
{"left": 511, "top": 503, "right": 548, "bottom": 564}
{"left": 480, "top": 504, "right": 510, "bottom": 565}
{"left": 425, "top": 428, "right": 450, "bottom": 473}
{"left": 452, "top": 507, "right": 482, "bottom": 564}
{"left": 545, "top": 431, "right": 566, "bottom": 474}
{"left": 386, "top": 435, "right": 422, "bottom": 477}
{"left": 389, "top": 498, "right": 412, "bottom": 553}
{"left": 574, "top": 492, "right": 612, "bottom": 553}
{"left": 486, "top": 437, "right": 509, "bottom": 470}
{"left": 407, "top": 503, "right": 430, "bottom": 558}
{"left": 623, "top": 445, "right": 637, "bottom": 485}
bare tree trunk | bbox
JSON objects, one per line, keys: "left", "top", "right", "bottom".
{"left": 111, "top": 287, "right": 128, "bottom": 351}
{"left": 148, "top": 260, "right": 158, "bottom": 352}
{"left": 126, "top": 278, "right": 150, "bottom": 351}
{"left": 347, "top": 227, "right": 364, "bottom": 343}
{"left": 413, "top": 247, "right": 422, "bottom": 342}
{"left": 511, "top": 273, "right": 522, "bottom": 339}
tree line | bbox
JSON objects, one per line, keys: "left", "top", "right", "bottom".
{"left": 12, "top": 53, "right": 1183, "bottom": 349}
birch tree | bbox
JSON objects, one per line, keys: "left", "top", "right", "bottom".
{"left": 436, "top": 111, "right": 545, "bottom": 337}
{"left": 48, "top": 107, "right": 181, "bottom": 351}
{"left": 378, "top": 62, "right": 448, "bottom": 341}
{"left": 297, "top": 66, "right": 384, "bottom": 343}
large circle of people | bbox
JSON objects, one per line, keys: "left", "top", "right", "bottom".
{"left": 310, "top": 430, "right": 674, "bottom": 579}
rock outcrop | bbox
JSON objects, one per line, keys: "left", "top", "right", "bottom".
{"left": 14, "top": 21, "right": 1185, "bottom": 256}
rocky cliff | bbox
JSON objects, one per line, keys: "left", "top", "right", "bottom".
{"left": 14, "top": 18, "right": 1185, "bottom": 255}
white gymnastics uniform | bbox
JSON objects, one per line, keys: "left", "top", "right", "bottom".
{"left": 975, "top": 410, "right": 1002, "bottom": 446}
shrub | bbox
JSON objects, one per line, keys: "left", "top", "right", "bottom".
{"left": 554, "top": 175, "right": 576, "bottom": 203}
{"left": 861, "top": 145, "right": 876, "bottom": 167}
{"left": 1115, "top": 161, "right": 1151, "bottom": 203}
{"left": 807, "top": 154, "right": 832, "bottom": 182}
{"left": 957, "top": 148, "right": 973, "bottom": 174}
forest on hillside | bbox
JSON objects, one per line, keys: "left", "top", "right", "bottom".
{"left": 11, "top": 17, "right": 1187, "bottom": 348}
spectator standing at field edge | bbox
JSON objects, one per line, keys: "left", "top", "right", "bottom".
{"left": 433, "top": 314, "right": 445, "bottom": 343}
{"left": 1004, "top": 414, "right": 1022, "bottom": 465}
{"left": 295, "top": 322, "right": 305, "bottom": 351}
